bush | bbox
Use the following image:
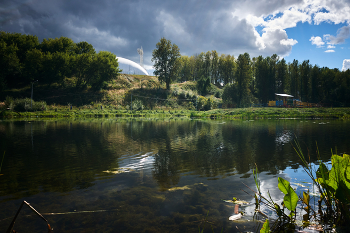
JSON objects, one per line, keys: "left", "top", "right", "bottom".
{"left": 5, "top": 97, "right": 47, "bottom": 112}
{"left": 131, "top": 99, "right": 144, "bottom": 111}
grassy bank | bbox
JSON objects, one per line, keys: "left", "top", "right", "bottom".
{"left": 1, "top": 105, "right": 350, "bottom": 120}
{"left": 1, "top": 73, "right": 350, "bottom": 120}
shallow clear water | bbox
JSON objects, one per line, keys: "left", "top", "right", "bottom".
{"left": 0, "top": 119, "right": 349, "bottom": 232}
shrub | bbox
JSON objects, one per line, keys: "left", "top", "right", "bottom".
{"left": 131, "top": 99, "right": 144, "bottom": 111}
{"left": 5, "top": 97, "right": 47, "bottom": 112}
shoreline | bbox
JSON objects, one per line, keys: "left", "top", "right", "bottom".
{"left": 1, "top": 107, "right": 350, "bottom": 120}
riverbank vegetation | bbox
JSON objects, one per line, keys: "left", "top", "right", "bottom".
{"left": 1, "top": 32, "right": 350, "bottom": 119}
{"left": 1, "top": 102, "right": 350, "bottom": 119}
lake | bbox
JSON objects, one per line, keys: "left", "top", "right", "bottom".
{"left": 1, "top": 119, "right": 349, "bottom": 232}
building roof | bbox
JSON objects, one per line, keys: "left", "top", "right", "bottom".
{"left": 275, "top": 93, "right": 294, "bottom": 98}
{"left": 116, "top": 56, "right": 149, "bottom": 76}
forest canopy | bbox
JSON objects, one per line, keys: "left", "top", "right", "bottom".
{"left": 175, "top": 50, "right": 350, "bottom": 107}
{"left": 0, "top": 31, "right": 121, "bottom": 91}
{"left": 1, "top": 32, "right": 350, "bottom": 108}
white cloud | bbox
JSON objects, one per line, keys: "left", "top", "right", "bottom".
{"left": 323, "top": 25, "right": 350, "bottom": 45}
{"left": 310, "top": 36, "right": 325, "bottom": 47}
{"left": 264, "top": 7, "right": 311, "bottom": 30}
{"left": 327, "top": 45, "right": 335, "bottom": 48}
{"left": 280, "top": 38, "right": 298, "bottom": 46}
{"left": 325, "top": 50, "right": 335, "bottom": 53}
{"left": 259, "top": 28, "right": 298, "bottom": 56}
{"left": 342, "top": 59, "right": 350, "bottom": 71}
{"left": 313, "top": 1, "right": 350, "bottom": 25}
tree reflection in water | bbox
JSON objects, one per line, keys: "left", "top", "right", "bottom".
{"left": 1, "top": 119, "right": 350, "bottom": 232}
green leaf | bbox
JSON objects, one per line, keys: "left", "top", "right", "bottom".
{"left": 274, "top": 203, "right": 282, "bottom": 217}
{"left": 278, "top": 177, "right": 291, "bottom": 195}
{"left": 260, "top": 219, "right": 270, "bottom": 233}
{"left": 278, "top": 177, "right": 298, "bottom": 212}
{"left": 316, "top": 163, "right": 329, "bottom": 180}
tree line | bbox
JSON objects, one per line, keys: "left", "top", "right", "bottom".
{"left": 153, "top": 38, "right": 350, "bottom": 107}
{"left": 177, "top": 51, "right": 350, "bottom": 107}
{"left": 0, "top": 31, "right": 120, "bottom": 91}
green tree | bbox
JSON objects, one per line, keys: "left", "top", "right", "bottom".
{"left": 152, "top": 38, "right": 181, "bottom": 90}
{"left": 88, "top": 51, "right": 121, "bottom": 90}
{"left": 218, "top": 54, "right": 235, "bottom": 85}
{"left": 39, "top": 37, "right": 76, "bottom": 55}
{"left": 211, "top": 50, "right": 219, "bottom": 85}
{"left": 23, "top": 49, "right": 44, "bottom": 83}
{"left": 289, "top": 59, "right": 299, "bottom": 99}
{"left": 71, "top": 53, "right": 93, "bottom": 88}
{"left": 267, "top": 54, "right": 278, "bottom": 101}
{"left": 178, "top": 56, "right": 192, "bottom": 82}
{"left": 197, "top": 76, "right": 211, "bottom": 95}
{"left": 222, "top": 83, "right": 238, "bottom": 107}
{"left": 310, "top": 65, "right": 320, "bottom": 103}
{"left": 0, "top": 31, "right": 39, "bottom": 63}
{"left": 74, "top": 41, "right": 96, "bottom": 55}
{"left": 236, "top": 53, "right": 252, "bottom": 107}
{"left": 255, "top": 55, "right": 269, "bottom": 103}
{"left": 276, "top": 58, "right": 288, "bottom": 94}
{"left": 300, "top": 60, "right": 310, "bottom": 101}
{"left": 0, "top": 41, "right": 20, "bottom": 90}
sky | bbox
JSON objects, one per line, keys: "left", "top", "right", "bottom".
{"left": 1, "top": 0, "right": 350, "bottom": 75}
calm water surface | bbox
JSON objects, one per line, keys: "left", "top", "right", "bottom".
{"left": 0, "top": 119, "right": 349, "bottom": 232}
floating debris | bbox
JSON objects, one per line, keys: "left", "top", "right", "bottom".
{"left": 291, "top": 182, "right": 308, "bottom": 188}
{"left": 167, "top": 185, "right": 191, "bottom": 191}
{"left": 229, "top": 213, "right": 243, "bottom": 221}
{"left": 223, "top": 198, "right": 250, "bottom": 205}
{"left": 103, "top": 168, "right": 135, "bottom": 174}
{"left": 167, "top": 183, "right": 207, "bottom": 191}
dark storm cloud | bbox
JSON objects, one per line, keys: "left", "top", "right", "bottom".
{"left": 0, "top": 0, "right": 300, "bottom": 69}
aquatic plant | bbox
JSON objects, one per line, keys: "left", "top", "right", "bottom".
{"left": 254, "top": 143, "right": 350, "bottom": 232}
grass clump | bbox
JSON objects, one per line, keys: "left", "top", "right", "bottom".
{"left": 5, "top": 97, "right": 47, "bottom": 112}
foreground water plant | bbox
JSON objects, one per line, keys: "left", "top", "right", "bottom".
{"left": 254, "top": 143, "right": 350, "bottom": 232}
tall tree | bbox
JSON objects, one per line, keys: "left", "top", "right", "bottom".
{"left": 218, "top": 54, "right": 235, "bottom": 85}
{"left": 0, "top": 41, "right": 20, "bottom": 90}
{"left": 235, "top": 53, "right": 252, "bottom": 106}
{"left": 299, "top": 60, "right": 310, "bottom": 101}
{"left": 178, "top": 56, "right": 192, "bottom": 82}
{"left": 289, "top": 59, "right": 299, "bottom": 99}
{"left": 267, "top": 54, "right": 278, "bottom": 101}
{"left": 255, "top": 55, "right": 269, "bottom": 103}
{"left": 310, "top": 65, "right": 320, "bottom": 103}
{"left": 152, "top": 38, "right": 181, "bottom": 90}
{"left": 276, "top": 58, "right": 288, "bottom": 94}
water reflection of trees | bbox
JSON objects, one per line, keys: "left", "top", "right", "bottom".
{"left": 125, "top": 120, "right": 349, "bottom": 190}
{"left": 0, "top": 120, "right": 122, "bottom": 199}
{"left": 1, "top": 119, "right": 349, "bottom": 198}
